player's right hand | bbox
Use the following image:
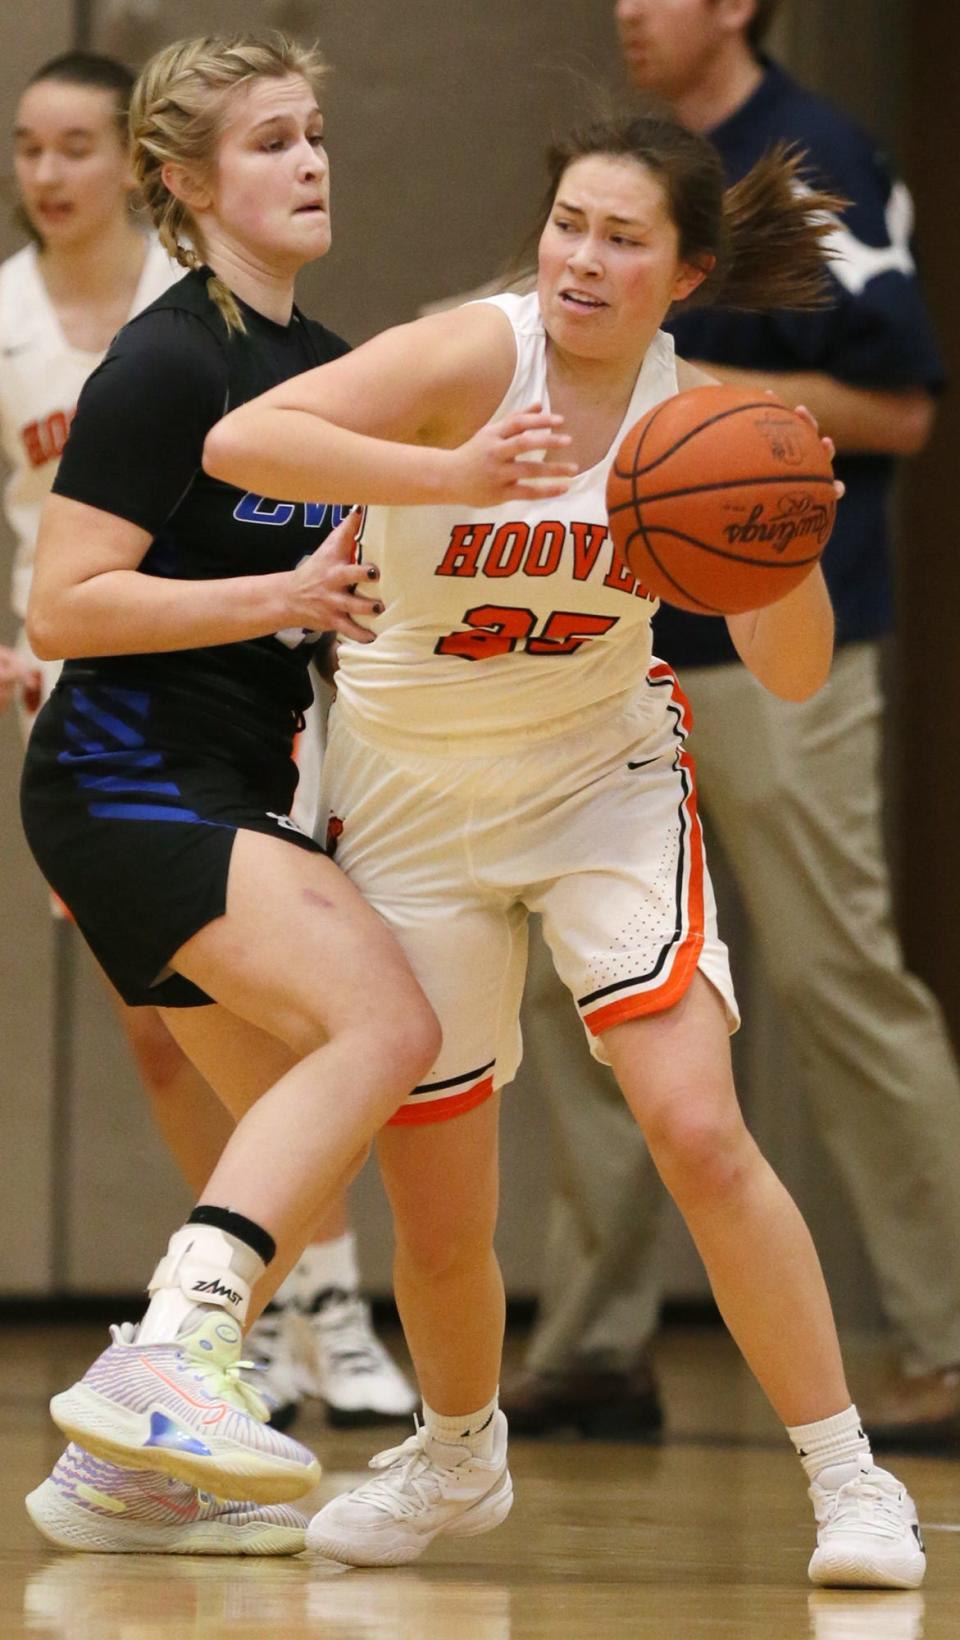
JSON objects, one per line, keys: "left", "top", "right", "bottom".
{"left": 443, "top": 403, "right": 577, "bottom": 506}
{"left": 284, "top": 509, "right": 381, "bottom": 644}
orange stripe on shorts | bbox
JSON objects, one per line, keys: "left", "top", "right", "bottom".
{"left": 387, "top": 1074, "right": 495, "bottom": 1127}
{"left": 584, "top": 667, "right": 705, "bottom": 1034}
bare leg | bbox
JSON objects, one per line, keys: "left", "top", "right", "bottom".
{"left": 102, "top": 988, "right": 354, "bottom": 1261}
{"left": 603, "top": 973, "right": 849, "bottom": 1427}
{"left": 309, "top": 1198, "right": 349, "bottom": 1242}
{"left": 304, "top": 1098, "right": 512, "bottom": 1567}
{"left": 376, "top": 1096, "right": 502, "bottom": 1414}
{"left": 107, "top": 992, "right": 233, "bottom": 1194}
{"left": 113, "top": 989, "right": 362, "bottom": 1322}
{"left": 160, "top": 829, "right": 438, "bottom": 1266}
{"left": 159, "top": 999, "right": 369, "bottom": 1325}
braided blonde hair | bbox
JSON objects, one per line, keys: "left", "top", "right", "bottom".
{"left": 130, "top": 33, "right": 328, "bottom": 333}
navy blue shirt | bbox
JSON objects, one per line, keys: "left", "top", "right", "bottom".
{"left": 657, "top": 60, "right": 944, "bottom": 669}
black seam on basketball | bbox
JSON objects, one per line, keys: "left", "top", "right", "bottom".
{"left": 627, "top": 407, "right": 677, "bottom": 564}
{"left": 624, "top": 521, "right": 823, "bottom": 572}
{"left": 608, "top": 397, "right": 673, "bottom": 486}
{"left": 626, "top": 515, "right": 727, "bottom": 614}
{"left": 624, "top": 400, "right": 799, "bottom": 480}
{"left": 630, "top": 396, "right": 672, "bottom": 476}
{"left": 607, "top": 473, "right": 837, "bottom": 516}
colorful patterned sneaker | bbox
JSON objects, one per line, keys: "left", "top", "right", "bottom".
{"left": 241, "top": 1308, "right": 302, "bottom": 1432}
{"left": 808, "top": 1463, "right": 926, "bottom": 1589}
{"left": 305, "top": 1411, "right": 512, "bottom": 1566}
{"left": 292, "top": 1291, "right": 417, "bottom": 1426}
{"left": 25, "top": 1444, "right": 307, "bottom": 1555}
{"left": 49, "top": 1315, "right": 321, "bottom": 1504}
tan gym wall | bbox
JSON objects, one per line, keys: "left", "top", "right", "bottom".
{"left": 0, "top": 2, "right": 950, "bottom": 1337}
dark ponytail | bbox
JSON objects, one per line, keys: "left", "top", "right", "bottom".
{"left": 707, "top": 143, "right": 842, "bottom": 311}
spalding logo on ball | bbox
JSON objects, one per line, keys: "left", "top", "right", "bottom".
{"left": 606, "top": 384, "right": 837, "bottom": 615}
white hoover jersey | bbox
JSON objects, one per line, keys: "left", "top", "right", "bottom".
{"left": 0, "top": 238, "right": 180, "bottom": 618}
{"left": 336, "top": 291, "right": 678, "bottom": 751}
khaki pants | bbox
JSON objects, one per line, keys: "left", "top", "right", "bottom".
{"left": 522, "top": 643, "right": 960, "bottom": 1376}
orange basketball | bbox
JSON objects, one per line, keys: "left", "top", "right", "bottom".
{"left": 606, "top": 385, "right": 837, "bottom": 615}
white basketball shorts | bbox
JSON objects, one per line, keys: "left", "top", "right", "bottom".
{"left": 320, "top": 662, "right": 738, "bottom": 1126}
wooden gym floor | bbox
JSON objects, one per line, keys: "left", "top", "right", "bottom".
{"left": 1, "top": 1320, "right": 957, "bottom": 1638}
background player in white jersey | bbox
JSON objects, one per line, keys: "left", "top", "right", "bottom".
{"left": 19, "top": 34, "right": 438, "bottom": 1554}
{"left": 208, "top": 108, "right": 925, "bottom": 1588}
{"left": 0, "top": 53, "right": 210, "bottom": 1150}
{"left": 1, "top": 50, "right": 415, "bottom": 1442}
{"left": 1, "top": 54, "right": 177, "bottom": 718}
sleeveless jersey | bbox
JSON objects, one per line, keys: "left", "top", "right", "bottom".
{"left": 336, "top": 291, "right": 678, "bottom": 751}
{"left": 0, "top": 237, "right": 178, "bottom": 618}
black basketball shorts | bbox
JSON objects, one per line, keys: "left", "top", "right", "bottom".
{"left": 20, "top": 679, "right": 322, "bottom": 1007}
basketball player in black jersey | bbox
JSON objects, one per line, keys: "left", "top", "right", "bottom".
{"left": 20, "top": 34, "right": 439, "bottom": 1534}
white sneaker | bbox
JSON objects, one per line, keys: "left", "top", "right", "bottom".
{"left": 808, "top": 1464, "right": 926, "bottom": 1589}
{"left": 292, "top": 1291, "right": 418, "bottom": 1425}
{"left": 305, "top": 1411, "right": 513, "bottom": 1565}
{"left": 26, "top": 1443, "right": 307, "bottom": 1555}
{"left": 242, "top": 1309, "right": 302, "bottom": 1431}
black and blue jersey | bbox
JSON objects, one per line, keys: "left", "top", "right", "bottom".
{"left": 51, "top": 265, "right": 350, "bottom": 729}
{"left": 21, "top": 269, "right": 343, "bottom": 1006}
{"left": 659, "top": 59, "right": 945, "bottom": 668}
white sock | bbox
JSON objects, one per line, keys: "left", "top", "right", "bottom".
{"left": 138, "top": 1224, "right": 267, "bottom": 1344}
{"left": 423, "top": 1393, "right": 499, "bottom": 1461}
{"left": 787, "top": 1404, "right": 872, "bottom": 1487}
{"left": 295, "top": 1232, "right": 360, "bottom": 1308}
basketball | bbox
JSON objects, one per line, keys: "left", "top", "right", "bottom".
{"left": 606, "top": 385, "right": 837, "bottom": 615}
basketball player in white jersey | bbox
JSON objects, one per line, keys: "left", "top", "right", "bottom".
{"left": 207, "top": 110, "right": 926, "bottom": 1588}
{"left": 1, "top": 62, "right": 175, "bottom": 722}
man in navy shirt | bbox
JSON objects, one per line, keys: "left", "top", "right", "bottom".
{"left": 505, "top": 0, "right": 960, "bottom": 1446}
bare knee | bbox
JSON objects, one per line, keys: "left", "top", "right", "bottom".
{"left": 394, "top": 1192, "right": 497, "bottom": 1283}
{"left": 395, "top": 1224, "right": 495, "bottom": 1283}
{"left": 278, "top": 992, "right": 441, "bottom": 1094}
{"left": 646, "top": 1101, "right": 755, "bottom": 1211}
{"left": 378, "top": 995, "right": 442, "bottom": 1090}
